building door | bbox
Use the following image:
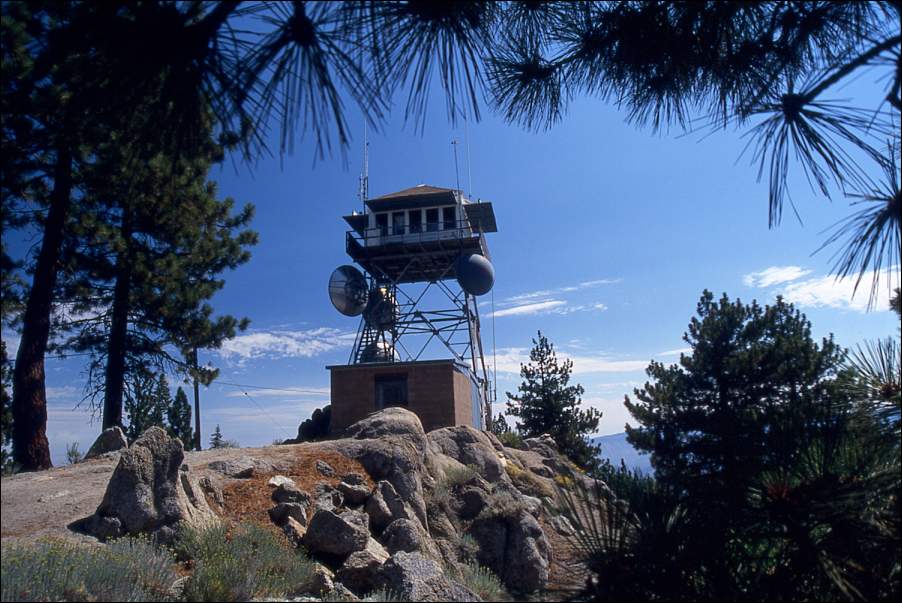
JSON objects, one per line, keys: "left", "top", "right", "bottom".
{"left": 375, "top": 374, "right": 408, "bottom": 409}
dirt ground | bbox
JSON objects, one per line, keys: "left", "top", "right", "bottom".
{"left": 0, "top": 442, "right": 312, "bottom": 545}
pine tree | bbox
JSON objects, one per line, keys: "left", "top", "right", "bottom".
{"left": 209, "top": 424, "right": 224, "bottom": 449}
{"left": 506, "top": 331, "right": 602, "bottom": 469}
{"left": 53, "top": 110, "right": 256, "bottom": 429}
{"left": 1, "top": 340, "right": 14, "bottom": 473}
{"left": 167, "top": 387, "right": 193, "bottom": 447}
{"left": 123, "top": 369, "right": 169, "bottom": 441}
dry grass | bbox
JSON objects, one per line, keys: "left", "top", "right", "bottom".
{"left": 220, "top": 448, "right": 372, "bottom": 529}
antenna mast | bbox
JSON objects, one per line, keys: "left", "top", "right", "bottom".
{"left": 451, "top": 139, "right": 461, "bottom": 195}
{"left": 358, "top": 122, "right": 369, "bottom": 211}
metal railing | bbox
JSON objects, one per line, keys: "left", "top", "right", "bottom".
{"left": 347, "top": 219, "right": 480, "bottom": 248}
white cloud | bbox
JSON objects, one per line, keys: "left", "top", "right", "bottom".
{"left": 743, "top": 266, "right": 812, "bottom": 288}
{"left": 744, "top": 266, "right": 898, "bottom": 312}
{"left": 493, "top": 300, "right": 567, "bottom": 317}
{"left": 502, "top": 278, "right": 620, "bottom": 305}
{"left": 656, "top": 347, "right": 691, "bottom": 357}
{"left": 217, "top": 327, "right": 356, "bottom": 361}
{"left": 493, "top": 347, "right": 648, "bottom": 375}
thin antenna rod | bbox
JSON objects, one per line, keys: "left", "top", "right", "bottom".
{"left": 451, "top": 139, "right": 461, "bottom": 194}
{"left": 359, "top": 122, "right": 369, "bottom": 211}
{"left": 464, "top": 109, "right": 473, "bottom": 199}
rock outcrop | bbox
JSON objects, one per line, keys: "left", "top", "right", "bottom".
{"left": 67, "top": 407, "right": 582, "bottom": 598}
{"left": 84, "top": 426, "right": 128, "bottom": 459}
{"left": 84, "top": 427, "right": 214, "bottom": 542}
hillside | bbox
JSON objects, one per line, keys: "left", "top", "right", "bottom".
{"left": 593, "top": 432, "right": 653, "bottom": 474}
{"left": 2, "top": 408, "right": 596, "bottom": 601}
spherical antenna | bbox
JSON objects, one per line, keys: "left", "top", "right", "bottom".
{"left": 455, "top": 253, "right": 494, "bottom": 296}
{"left": 328, "top": 265, "right": 369, "bottom": 316}
{"left": 360, "top": 340, "right": 394, "bottom": 363}
{"left": 364, "top": 286, "right": 397, "bottom": 328}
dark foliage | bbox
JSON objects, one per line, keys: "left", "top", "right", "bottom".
{"left": 506, "top": 331, "right": 602, "bottom": 469}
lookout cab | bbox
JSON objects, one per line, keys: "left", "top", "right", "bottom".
{"left": 327, "top": 184, "right": 497, "bottom": 434}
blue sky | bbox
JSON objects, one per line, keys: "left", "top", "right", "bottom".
{"left": 7, "top": 73, "right": 897, "bottom": 466}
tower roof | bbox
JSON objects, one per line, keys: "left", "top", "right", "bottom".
{"left": 374, "top": 184, "right": 455, "bottom": 199}
{"left": 366, "top": 184, "right": 457, "bottom": 212}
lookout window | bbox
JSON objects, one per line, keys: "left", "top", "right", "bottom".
{"left": 409, "top": 209, "right": 423, "bottom": 233}
{"left": 442, "top": 206, "right": 456, "bottom": 230}
{"left": 426, "top": 208, "right": 439, "bottom": 232}
{"left": 375, "top": 213, "right": 388, "bottom": 236}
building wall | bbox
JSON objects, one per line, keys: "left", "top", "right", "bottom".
{"left": 329, "top": 361, "right": 475, "bottom": 433}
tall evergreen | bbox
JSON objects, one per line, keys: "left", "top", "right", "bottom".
{"left": 209, "top": 424, "right": 224, "bottom": 449}
{"left": 167, "top": 387, "right": 193, "bottom": 447}
{"left": 506, "top": 331, "right": 602, "bottom": 469}
{"left": 123, "top": 369, "right": 168, "bottom": 441}
{"left": 53, "top": 113, "right": 256, "bottom": 429}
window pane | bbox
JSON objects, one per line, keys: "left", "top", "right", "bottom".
{"left": 443, "top": 207, "right": 456, "bottom": 230}
{"left": 375, "top": 375, "right": 408, "bottom": 409}
{"left": 426, "top": 208, "right": 439, "bottom": 232}
{"left": 375, "top": 213, "right": 388, "bottom": 236}
{"left": 392, "top": 212, "right": 405, "bottom": 235}
{"left": 409, "top": 210, "right": 422, "bottom": 233}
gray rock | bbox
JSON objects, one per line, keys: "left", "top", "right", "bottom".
{"left": 343, "top": 407, "right": 428, "bottom": 454}
{"left": 198, "top": 476, "right": 224, "bottom": 508}
{"left": 281, "top": 516, "right": 307, "bottom": 546}
{"left": 469, "top": 508, "right": 550, "bottom": 593}
{"left": 207, "top": 458, "right": 271, "bottom": 478}
{"left": 428, "top": 426, "right": 509, "bottom": 484}
{"left": 303, "top": 509, "right": 370, "bottom": 557}
{"left": 312, "top": 482, "right": 343, "bottom": 512}
{"left": 338, "top": 480, "right": 371, "bottom": 506}
{"left": 272, "top": 483, "right": 311, "bottom": 505}
{"left": 342, "top": 472, "right": 366, "bottom": 486}
{"left": 336, "top": 421, "right": 430, "bottom": 531}
{"left": 88, "top": 427, "right": 214, "bottom": 541}
{"left": 315, "top": 459, "right": 336, "bottom": 477}
{"left": 427, "top": 509, "right": 457, "bottom": 540}
{"left": 376, "top": 551, "right": 481, "bottom": 602}
{"left": 365, "top": 480, "right": 413, "bottom": 532}
{"left": 268, "top": 475, "right": 296, "bottom": 488}
{"left": 458, "top": 486, "right": 489, "bottom": 519}
{"left": 85, "top": 426, "right": 128, "bottom": 459}
{"left": 308, "top": 563, "right": 334, "bottom": 596}
{"left": 269, "top": 502, "right": 308, "bottom": 526}
{"left": 86, "top": 515, "right": 122, "bottom": 540}
{"left": 381, "top": 518, "right": 440, "bottom": 561}
{"left": 336, "top": 548, "right": 387, "bottom": 595}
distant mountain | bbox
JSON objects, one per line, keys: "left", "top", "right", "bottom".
{"left": 592, "top": 432, "right": 653, "bottom": 475}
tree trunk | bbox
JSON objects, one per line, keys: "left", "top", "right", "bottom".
{"left": 101, "top": 205, "right": 134, "bottom": 429}
{"left": 11, "top": 146, "right": 73, "bottom": 471}
{"left": 192, "top": 348, "right": 201, "bottom": 451}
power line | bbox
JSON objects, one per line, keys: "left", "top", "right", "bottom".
{"left": 213, "top": 380, "right": 329, "bottom": 396}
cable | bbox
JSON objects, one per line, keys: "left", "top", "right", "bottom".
{"left": 239, "top": 389, "right": 295, "bottom": 439}
{"left": 213, "top": 380, "right": 329, "bottom": 395}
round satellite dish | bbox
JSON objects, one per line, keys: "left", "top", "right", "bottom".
{"left": 455, "top": 253, "right": 494, "bottom": 296}
{"left": 364, "top": 286, "right": 397, "bottom": 328}
{"left": 361, "top": 340, "right": 394, "bottom": 363}
{"left": 328, "top": 265, "right": 369, "bottom": 316}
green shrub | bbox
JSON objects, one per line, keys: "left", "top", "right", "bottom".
{"left": 179, "top": 522, "right": 313, "bottom": 601}
{"left": 457, "top": 534, "right": 480, "bottom": 562}
{"left": 457, "top": 562, "right": 509, "bottom": 601}
{"left": 323, "top": 587, "right": 407, "bottom": 602}
{"left": 476, "top": 490, "right": 525, "bottom": 521}
{"left": 65, "top": 442, "right": 83, "bottom": 465}
{"left": 443, "top": 464, "right": 477, "bottom": 487}
{"left": 1, "top": 536, "right": 178, "bottom": 602}
{"left": 496, "top": 430, "right": 523, "bottom": 449}
{"left": 426, "top": 480, "right": 452, "bottom": 512}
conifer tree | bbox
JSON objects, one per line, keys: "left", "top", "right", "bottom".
{"left": 123, "top": 369, "right": 168, "bottom": 441}
{"left": 506, "top": 331, "right": 602, "bottom": 468}
{"left": 53, "top": 112, "right": 256, "bottom": 429}
{"left": 167, "top": 387, "right": 193, "bottom": 447}
{"left": 209, "top": 424, "right": 224, "bottom": 449}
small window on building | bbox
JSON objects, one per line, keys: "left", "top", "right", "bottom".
{"left": 442, "top": 206, "right": 456, "bottom": 230}
{"left": 375, "top": 374, "right": 408, "bottom": 409}
{"left": 426, "top": 208, "right": 439, "bottom": 232}
{"left": 375, "top": 213, "right": 388, "bottom": 236}
{"left": 392, "top": 211, "right": 405, "bottom": 235}
{"left": 409, "top": 209, "right": 423, "bottom": 233}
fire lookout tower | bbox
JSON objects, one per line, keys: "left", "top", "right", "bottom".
{"left": 326, "top": 184, "right": 497, "bottom": 434}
